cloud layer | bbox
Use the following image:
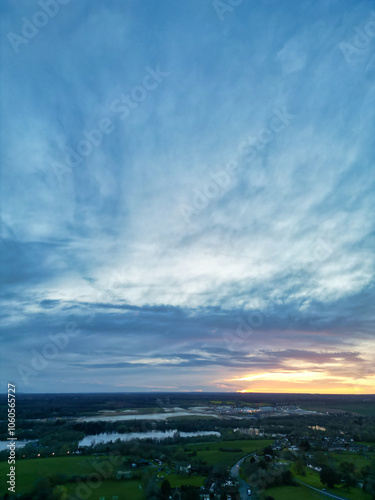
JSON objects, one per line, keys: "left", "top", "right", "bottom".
{"left": 1, "top": 0, "right": 374, "bottom": 393}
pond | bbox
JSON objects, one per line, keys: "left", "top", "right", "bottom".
{"left": 0, "top": 440, "right": 36, "bottom": 452}
{"left": 78, "top": 430, "right": 220, "bottom": 447}
{"left": 76, "top": 411, "right": 219, "bottom": 422}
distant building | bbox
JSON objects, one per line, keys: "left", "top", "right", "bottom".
{"left": 259, "top": 406, "right": 273, "bottom": 412}
{"left": 116, "top": 470, "right": 133, "bottom": 479}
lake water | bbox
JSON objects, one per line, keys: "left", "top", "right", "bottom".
{"left": 79, "top": 430, "right": 220, "bottom": 447}
{"left": 0, "top": 440, "right": 36, "bottom": 452}
{"left": 76, "top": 411, "right": 219, "bottom": 422}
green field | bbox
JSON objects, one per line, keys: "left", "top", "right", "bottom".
{"left": 0, "top": 454, "right": 209, "bottom": 498}
{"left": 304, "top": 403, "right": 375, "bottom": 416}
{"left": 65, "top": 479, "right": 144, "bottom": 500}
{"left": 0, "top": 455, "right": 123, "bottom": 496}
{"left": 185, "top": 438, "right": 273, "bottom": 468}
{"left": 264, "top": 484, "right": 322, "bottom": 500}
{"left": 293, "top": 466, "right": 372, "bottom": 500}
{"left": 332, "top": 451, "right": 375, "bottom": 469}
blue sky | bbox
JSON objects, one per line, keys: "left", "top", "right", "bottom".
{"left": 1, "top": 0, "right": 374, "bottom": 393}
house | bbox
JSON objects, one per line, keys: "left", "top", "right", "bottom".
{"left": 116, "top": 470, "right": 132, "bottom": 479}
{"left": 179, "top": 464, "right": 192, "bottom": 473}
{"left": 171, "top": 488, "right": 182, "bottom": 499}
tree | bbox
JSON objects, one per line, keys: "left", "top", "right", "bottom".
{"left": 282, "top": 449, "right": 295, "bottom": 461}
{"left": 299, "top": 439, "right": 310, "bottom": 452}
{"left": 213, "top": 463, "right": 228, "bottom": 479}
{"left": 339, "top": 461, "right": 357, "bottom": 490}
{"left": 52, "top": 486, "right": 68, "bottom": 500}
{"left": 320, "top": 465, "right": 341, "bottom": 488}
{"left": 258, "top": 459, "right": 268, "bottom": 470}
{"left": 281, "top": 470, "right": 294, "bottom": 485}
{"left": 313, "top": 451, "right": 328, "bottom": 467}
{"left": 180, "top": 485, "right": 200, "bottom": 499}
{"left": 31, "top": 478, "right": 53, "bottom": 500}
{"left": 363, "top": 475, "right": 375, "bottom": 497}
{"left": 160, "top": 479, "right": 171, "bottom": 499}
{"left": 264, "top": 446, "right": 274, "bottom": 456}
{"left": 343, "top": 473, "right": 357, "bottom": 491}
{"left": 339, "top": 462, "right": 355, "bottom": 475}
{"left": 295, "top": 456, "right": 306, "bottom": 476}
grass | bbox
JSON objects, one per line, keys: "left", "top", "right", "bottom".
{"left": 293, "top": 464, "right": 372, "bottom": 500}
{"left": 65, "top": 479, "right": 144, "bottom": 500}
{"left": 334, "top": 488, "right": 373, "bottom": 500}
{"left": 263, "top": 484, "right": 322, "bottom": 500}
{"left": 303, "top": 403, "right": 375, "bottom": 416}
{"left": 331, "top": 451, "right": 375, "bottom": 469}
{"left": 292, "top": 465, "right": 322, "bottom": 489}
{"left": 1, "top": 454, "right": 208, "bottom": 499}
{"left": 0, "top": 440, "right": 269, "bottom": 496}
{"left": 0, "top": 455, "right": 123, "bottom": 496}
{"left": 185, "top": 438, "right": 273, "bottom": 468}
{"left": 357, "top": 442, "right": 375, "bottom": 448}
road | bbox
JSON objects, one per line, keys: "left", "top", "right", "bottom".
{"left": 230, "top": 454, "right": 253, "bottom": 500}
{"left": 298, "top": 480, "right": 350, "bottom": 500}
{"left": 230, "top": 457, "right": 350, "bottom": 500}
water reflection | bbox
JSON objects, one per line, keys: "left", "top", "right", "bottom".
{"left": 79, "top": 430, "right": 220, "bottom": 447}
{"left": 77, "top": 411, "right": 218, "bottom": 422}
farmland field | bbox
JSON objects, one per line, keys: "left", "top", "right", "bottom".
{"left": 184, "top": 438, "right": 273, "bottom": 467}
{"left": 0, "top": 454, "right": 211, "bottom": 497}
{"left": 65, "top": 479, "right": 144, "bottom": 500}
{"left": 304, "top": 403, "right": 375, "bottom": 416}
{"left": 0, "top": 455, "right": 123, "bottom": 496}
{"left": 264, "top": 484, "right": 322, "bottom": 500}
{"left": 332, "top": 451, "right": 375, "bottom": 469}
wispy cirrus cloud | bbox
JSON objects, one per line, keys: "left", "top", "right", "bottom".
{"left": 1, "top": 0, "right": 374, "bottom": 393}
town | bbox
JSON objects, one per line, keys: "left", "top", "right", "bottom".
{"left": 0, "top": 393, "right": 374, "bottom": 499}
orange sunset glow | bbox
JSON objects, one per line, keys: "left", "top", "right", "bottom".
{"left": 230, "top": 371, "right": 375, "bottom": 394}
{"left": 219, "top": 348, "right": 375, "bottom": 395}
